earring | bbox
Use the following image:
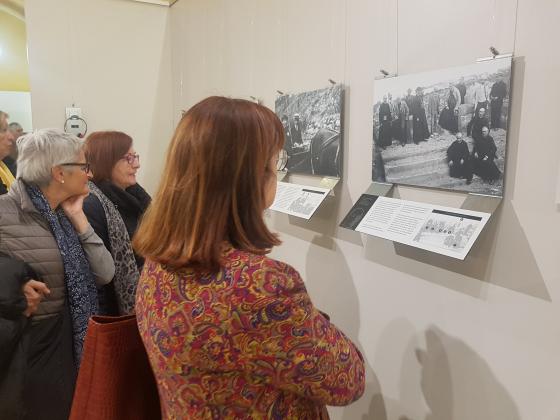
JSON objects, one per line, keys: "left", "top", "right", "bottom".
{"left": 61, "top": 180, "right": 65, "bottom": 184}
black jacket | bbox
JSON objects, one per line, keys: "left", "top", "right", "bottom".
{"left": 83, "top": 181, "right": 151, "bottom": 267}
{"left": 83, "top": 181, "right": 151, "bottom": 315}
{"left": 0, "top": 254, "right": 36, "bottom": 419}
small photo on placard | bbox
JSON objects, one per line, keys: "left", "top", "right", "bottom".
{"left": 412, "top": 209, "right": 483, "bottom": 253}
{"left": 339, "top": 194, "right": 379, "bottom": 230}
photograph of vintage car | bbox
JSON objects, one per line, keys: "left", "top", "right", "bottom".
{"left": 275, "top": 84, "right": 343, "bottom": 178}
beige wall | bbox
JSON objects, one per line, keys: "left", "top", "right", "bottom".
{"left": 170, "top": 1, "right": 560, "bottom": 419}
{"left": 25, "top": 0, "right": 174, "bottom": 194}
{"left": 22, "top": 0, "right": 560, "bottom": 418}
{"left": 0, "top": 9, "right": 30, "bottom": 91}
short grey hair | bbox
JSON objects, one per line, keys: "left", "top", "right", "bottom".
{"left": 17, "top": 128, "right": 84, "bottom": 186}
{"left": 8, "top": 122, "right": 22, "bottom": 131}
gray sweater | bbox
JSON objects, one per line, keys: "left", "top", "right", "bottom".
{"left": 0, "top": 179, "right": 115, "bottom": 319}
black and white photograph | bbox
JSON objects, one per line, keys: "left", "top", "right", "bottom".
{"left": 275, "top": 84, "right": 344, "bottom": 178}
{"left": 372, "top": 58, "right": 511, "bottom": 196}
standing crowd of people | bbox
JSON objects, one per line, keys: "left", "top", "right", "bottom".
{"left": 0, "top": 100, "right": 365, "bottom": 419}
{"left": 377, "top": 87, "right": 431, "bottom": 148}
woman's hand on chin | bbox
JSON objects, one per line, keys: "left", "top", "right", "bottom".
{"left": 61, "top": 193, "right": 90, "bottom": 234}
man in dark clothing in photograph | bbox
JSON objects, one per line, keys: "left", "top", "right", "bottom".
{"left": 281, "top": 115, "right": 294, "bottom": 156}
{"left": 447, "top": 132, "right": 473, "bottom": 184}
{"left": 290, "top": 113, "right": 304, "bottom": 148}
{"left": 378, "top": 96, "right": 393, "bottom": 148}
{"left": 490, "top": 78, "right": 508, "bottom": 129}
{"left": 468, "top": 107, "right": 490, "bottom": 141}
{"left": 472, "top": 126, "right": 501, "bottom": 182}
{"left": 439, "top": 83, "right": 460, "bottom": 133}
{"left": 388, "top": 93, "right": 399, "bottom": 141}
{"left": 410, "top": 88, "right": 430, "bottom": 144}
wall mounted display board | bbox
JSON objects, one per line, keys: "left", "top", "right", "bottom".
{"left": 275, "top": 84, "right": 344, "bottom": 178}
{"left": 372, "top": 58, "right": 512, "bottom": 197}
{"left": 269, "top": 181, "right": 330, "bottom": 219}
{"left": 340, "top": 195, "right": 490, "bottom": 260}
{"left": 270, "top": 182, "right": 331, "bottom": 219}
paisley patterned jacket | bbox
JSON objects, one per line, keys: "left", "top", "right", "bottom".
{"left": 136, "top": 246, "right": 365, "bottom": 419}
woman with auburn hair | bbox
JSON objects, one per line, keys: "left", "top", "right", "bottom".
{"left": 83, "top": 131, "right": 151, "bottom": 315}
{"left": 134, "top": 96, "right": 365, "bottom": 419}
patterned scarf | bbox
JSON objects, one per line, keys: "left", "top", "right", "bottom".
{"left": 88, "top": 181, "right": 140, "bottom": 314}
{"left": 25, "top": 183, "right": 98, "bottom": 366}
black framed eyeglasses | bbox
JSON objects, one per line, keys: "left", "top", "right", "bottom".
{"left": 60, "top": 162, "right": 90, "bottom": 173}
{"left": 123, "top": 153, "right": 140, "bottom": 165}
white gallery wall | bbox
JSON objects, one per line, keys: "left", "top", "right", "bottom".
{"left": 24, "top": 0, "right": 174, "bottom": 194}
{"left": 0, "top": 91, "right": 32, "bottom": 132}
{"left": 21, "top": 0, "right": 560, "bottom": 419}
{"left": 169, "top": 1, "right": 560, "bottom": 419}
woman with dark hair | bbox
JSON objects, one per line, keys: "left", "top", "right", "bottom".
{"left": 134, "top": 97, "right": 365, "bottom": 419}
{"left": 83, "top": 131, "right": 151, "bottom": 315}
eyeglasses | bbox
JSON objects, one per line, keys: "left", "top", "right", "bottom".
{"left": 123, "top": 153, "right": 140, "bottom": 165}
{"left": 276, "top": 149, "right": 288, "bottom": 171}
{"left": 61, "top": 162, "right": 90, "bottom": 173}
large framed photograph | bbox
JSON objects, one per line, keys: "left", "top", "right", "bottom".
{"left": 372, "top": 58, "right": 512, "bottom": 196}
{"left": 275, "top": 84, "right": 344, "bottom": 178}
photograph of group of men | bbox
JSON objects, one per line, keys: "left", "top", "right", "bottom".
{"left": 275, "top": 84, "right": 343, "bottom": 178}
{"left": 373, "top": 58, "right": 511, "bottom": 196}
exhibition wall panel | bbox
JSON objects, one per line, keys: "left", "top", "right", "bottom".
{"left": 170, "top": 0, "right": 560, "bottom": 418}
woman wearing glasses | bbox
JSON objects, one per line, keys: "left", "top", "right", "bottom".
{"left": 0, "top": 128, "right": 115, "bottom": 419}
{"left": 134, "top": 97, "right": 365, "bottom": 419}
{"left": 83, "top": 131, "right": 151, "bottom": 315}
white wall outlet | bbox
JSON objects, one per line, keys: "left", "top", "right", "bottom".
{"left": 66, "top": 107, "right": 82, "bottom": 119}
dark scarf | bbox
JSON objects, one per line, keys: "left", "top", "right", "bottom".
{"left": 96, "top": 181, "right": 150, "bottom": 267}
{"left": 96, "top": 181, "right": 150, "bottom": 217}
{"left": 88, "top": 182, "right": 140, "bottom": 314}
{"left": 25, "top": 183, "right": 98, "bottom": 366}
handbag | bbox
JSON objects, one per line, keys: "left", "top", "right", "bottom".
{"left": 69, "top": 315, "right": 161, "bottom": 420}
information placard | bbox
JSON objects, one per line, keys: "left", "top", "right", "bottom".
{"left": 341, "top": 195, "right": 490, "bottom": 260}
{"left": 270, "top": 181, "right": 330, "bottom": 219}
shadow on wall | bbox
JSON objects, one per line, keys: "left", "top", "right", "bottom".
{"left": 360, "top": 56, "right": 552, "bottom": 301}
{"left": 370, "top": 197, "right": 550, "bottom": 301}
{"left": 271, "top": 179, "right": 364, "bottom": 250}
{"left": 366, "top": 318, "right": 425, "bottom": 420}
{"left": 303, "top": 237, "right": 387, "bottom": 420}
{"left": 416, "top": 326, "right": 520, "bottom": 420}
